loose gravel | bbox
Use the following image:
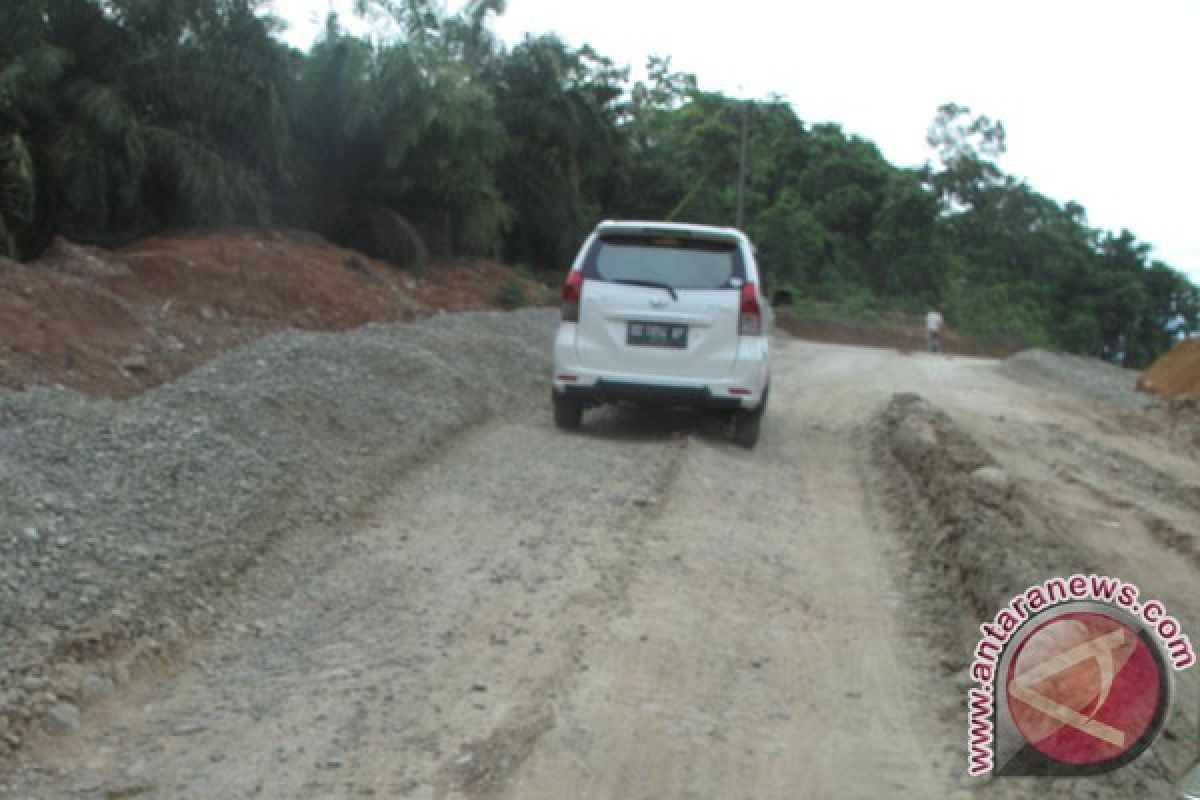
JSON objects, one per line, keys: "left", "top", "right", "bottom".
{"left": 998, "top": 348, "right": 1153, "bottom": 411}
{"left": 0, "top": 309, "right": 557, "bottom": 752}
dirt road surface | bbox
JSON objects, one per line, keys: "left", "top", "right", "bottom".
{"left": 5, "top": 335, "right": 1198, "bottom": 799}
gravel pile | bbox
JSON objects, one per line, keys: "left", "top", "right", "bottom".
{"left": 998, "top": 348, "right": 1153, "bottom": 411}
{"left": 0, "top": 309, "right": 556, "bottom": 749}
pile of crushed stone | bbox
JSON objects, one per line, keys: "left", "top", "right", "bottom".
{"left": 998, "top": 349, "right": 1152, "bottom": 411}
{"left": 1138, "top": 337, "right": 1200, "bottom": 405}
{"left": 0, "top": 309, "right": 557, "bottom": 754}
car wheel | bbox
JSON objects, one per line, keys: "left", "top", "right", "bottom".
{"left": 553, "top": 391, "right": 583, "bottom": 430}
{"left": 732, "top": 389, "right": 767, "bottom": 449}
{"left": 732, "top": 408, "right": 762, "bottom": 448}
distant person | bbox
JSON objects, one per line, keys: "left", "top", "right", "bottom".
{"left": 925, "top": 309, "right": 945, "bottom": 353}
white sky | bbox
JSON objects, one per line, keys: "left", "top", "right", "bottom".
{"left": 275, "top": 0, "right": 1200, "bottom": 285}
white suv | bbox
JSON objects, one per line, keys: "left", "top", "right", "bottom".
{"left": 551, "top": 220, "right": 772, "bottom": 448}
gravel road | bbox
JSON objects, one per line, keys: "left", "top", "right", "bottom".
{"left": 3, "top": 325, "right": 1198, "bottom": 799}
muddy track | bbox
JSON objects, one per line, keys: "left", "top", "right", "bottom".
{"left": 3, "top": 335, "right": 1198, "bottom": 799}
{"left": 873, "top": 393, "right": 1197, "bottom": 798}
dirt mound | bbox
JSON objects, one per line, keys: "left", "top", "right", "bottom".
{"left": 416, "top": 258, "right": 555, "bottom": 312}
{"left": 1138, "top": 337, "right": 1200, "bottom": 405}
{"left": 873, "top": 393, "right": 1086, "bottom": 619}
{"left": 870, "top": 394, "right": 1193, "bottom": 798}
{"left": 0, "top": 229, "right": 550, "bottom": 397}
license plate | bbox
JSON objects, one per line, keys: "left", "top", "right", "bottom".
{"left": 627, "top": 321, "right": 688, "bottom": 348}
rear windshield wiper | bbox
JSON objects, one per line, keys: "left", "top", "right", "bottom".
{"left": 610, "top": 279, "right": 678, "bottom": 301}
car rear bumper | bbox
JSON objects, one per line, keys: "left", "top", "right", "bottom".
{"left": 553, "top": 325, "right": 769, "bottom": 410}
{"left": 558, "top": 379, "right": 744, "bottom": 411}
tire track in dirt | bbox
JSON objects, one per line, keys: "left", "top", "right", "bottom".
{"left": 872, "top": 391, "right": 1198, "bottom": 799}
{"left": 500, "top": 340, "right": 960, "bottom": 799}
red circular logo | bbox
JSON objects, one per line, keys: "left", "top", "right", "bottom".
{"left": 1006, "top": 611, "right": 1164, "bottom": 766}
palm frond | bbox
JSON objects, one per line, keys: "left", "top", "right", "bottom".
{"left": 63, "top": 80, "right": 138, "bottom": 142}
{"left": 0, "top": 133, "right": 35, "bottom": 225}
{"left": 142, "top": 124, "right": 269, "bottom": 225}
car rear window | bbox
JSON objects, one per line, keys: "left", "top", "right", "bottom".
{"left": 584, "top": 234, "right": 744, "bottom": 290}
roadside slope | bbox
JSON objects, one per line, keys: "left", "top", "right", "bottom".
{"left": 0, "top": 229, "right": 549, "bottom": 397}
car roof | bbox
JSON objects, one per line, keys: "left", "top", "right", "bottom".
{"left": 595, "top": 220, "right": 749, "bottom": 245}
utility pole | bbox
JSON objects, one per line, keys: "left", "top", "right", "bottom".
{"left": 735, "top": 100, "right": 750, "bottom": 230}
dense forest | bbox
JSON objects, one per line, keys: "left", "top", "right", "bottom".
{"left": 2, "top": 0, "right": 1196, "bottom": 366}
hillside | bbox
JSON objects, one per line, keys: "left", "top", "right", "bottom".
{"left": 0, "top": 229, "right": 549, "bottom": 396}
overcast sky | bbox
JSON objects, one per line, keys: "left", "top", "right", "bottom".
{"left": 276, "top": 0, "right": 1200, "bottom": 284}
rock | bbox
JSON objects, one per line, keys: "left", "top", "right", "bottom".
{"left": 81, "top": 674, "right": 115, "bottom": 702}
{"left": 897, "top": 416, "right": 939, "bottom": 451}
{"left": 112, "top": 663, "right": 131, "bottom": 687}
{"left": 70, "top": 779, "right": 104, "bottom": 793}
{"left": 45, "top": 702, "right": 80, "bottom": 733}
{"left": 120, "top": 353, "right": 149, "bottom": 372}
{"left": 103, "top": 779, "right": 155, "bottom": 798}
{"left": 21, "top": 675, "right": 47, "bottom": 692}
{"left": 170, "top": 719, "right": 207, "bottom": 736}
{"left": 970, "top": 466, "right": 1012, "bottom": 501}
{"left": 1170, "top": 394, "right": 1198, "bottom": 413}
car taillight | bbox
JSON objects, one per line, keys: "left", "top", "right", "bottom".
{"left": 739, "top": 282, "right": 762, "bottom": 336}
{"left": 562, "top": 270, "right": 583, "bottom": 322}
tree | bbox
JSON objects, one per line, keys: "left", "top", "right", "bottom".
{"left": 925, "top": 102, "right": 1007, "bottom": 212}
{"left": 494, "top": 35, "right": 628, "bottom": 267}
{"left": 0, "top": 0, "right": 294, "bottom": 256}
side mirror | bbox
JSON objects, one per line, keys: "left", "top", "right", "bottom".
{"left": 1180, "top": 761, "right": 1200, "bottom": 800}
{"left": 770, "top": 289, "right": 793, "bottom": 308}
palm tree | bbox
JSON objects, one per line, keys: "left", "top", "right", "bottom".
{"left": 0, "top": 0, "right": 293, "bottom": 259}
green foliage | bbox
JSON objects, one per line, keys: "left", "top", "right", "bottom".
{"left": 1, "top": 2, "right": 1194, "bottom": 367}
{"left": 834, "top": 287, "right": 882, "bottom": 324}
{"left": 494, "top": 279, "right": 525, "bottom": 310}
{"left": 364, "top": 207, "right": 428, "bottom": 270}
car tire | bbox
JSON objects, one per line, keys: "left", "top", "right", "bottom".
{"left": 732, "top": 389, "right": 767, "bottom": 449}
{"left": 553, "top": 391, "right": 584, "bottom": 430}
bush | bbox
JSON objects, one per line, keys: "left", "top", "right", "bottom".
{"left": 365, "top": 208, "right": 429, "bottom": 271}
{"left": 835, "top": 287, "right": 883, "bottom": 324}
{"left": 495, "top": 279, "right": 526, "bottom": 310}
